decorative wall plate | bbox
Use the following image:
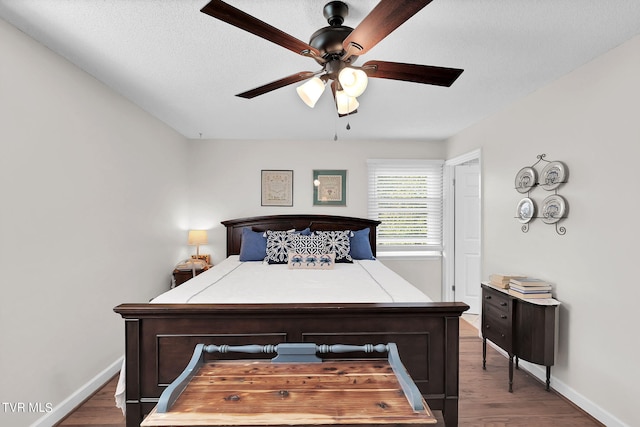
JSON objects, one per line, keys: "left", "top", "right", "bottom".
{"left": 541, "top": 194, "right": 566, "bottom": 224}
{"left": 515, "top": 167, "right": 537, "bottom": 193}
{"left": 516, "top": 197, "right": 535, "bottom": 223}
{"left": 540, "top": 161, "right": 567, "bottom": 191}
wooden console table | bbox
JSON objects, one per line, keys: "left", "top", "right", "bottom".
{"left": 481, "top": 283, "right": 560, "bottom": 392}
{"left": 141, "top": 343, "right": 436, "bottom": 426}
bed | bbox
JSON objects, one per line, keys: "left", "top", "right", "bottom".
{"left": 114, "top": 214, "right": 469, "bottom": 427}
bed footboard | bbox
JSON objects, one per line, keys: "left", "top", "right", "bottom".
{"left": 114, "top": 301, "right": 468, "bottom": 427}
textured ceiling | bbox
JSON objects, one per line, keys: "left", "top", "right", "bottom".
{"left": 1, "top": 0, "right": 639, "bottom": 141}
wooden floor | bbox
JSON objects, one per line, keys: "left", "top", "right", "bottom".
{"left": 56, "top": 319, "right": 603, "bottom": 426}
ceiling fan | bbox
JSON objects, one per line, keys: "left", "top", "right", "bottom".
{"left": 201, "top": 0, "right": 463, "bottom": 116}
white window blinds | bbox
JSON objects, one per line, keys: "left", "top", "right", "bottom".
{"left": 367, "top": 159, "right": 444, "bottom": 252}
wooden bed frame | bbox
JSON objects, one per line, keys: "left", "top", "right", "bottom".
{"left": 114, "top": 215, "right": 469, "bottom": 427}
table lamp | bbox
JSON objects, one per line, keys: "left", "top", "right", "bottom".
{"left": 187, "top": 230, "right": 208, "bottom": 261}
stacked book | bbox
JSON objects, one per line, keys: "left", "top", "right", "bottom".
{"left": 488, "top": 274, "right": 526, "bottom": 289}
{"left": 508, "top": 277, "right": 553, "bottom": 299}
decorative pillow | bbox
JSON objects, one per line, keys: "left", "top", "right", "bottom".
{"left": 313, "top": 230, "right": 353, "bottom": 263}
{"left": 264, "top": 230, "right": 295, "bottom": 264}
{"left": 349, "top": 228, "right": 375, "bottom": 260}
{"left": 289, "top": 234, "right": 327, "bottom": 255}
{"left": 297, "top": 227, "right": 312, "bottom": 236}
{"left": 239, "top": 227, "right": 267, "bottom": 261}
{"left": 288, "top": 252, "right": 335, "bottom": 269}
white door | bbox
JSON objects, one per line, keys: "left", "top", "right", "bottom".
{"left": 454, "top": 163, "right": 481, "bottom": 313}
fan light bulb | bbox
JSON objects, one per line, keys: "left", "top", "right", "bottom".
{"left": 296, "top": 77, "right": 325, "bottom": 108}
{"left": 335, "top": 90, "right": 359, "bottom": 115}
{"left": 338, "top": 67, "right": 368, "bottom": 97}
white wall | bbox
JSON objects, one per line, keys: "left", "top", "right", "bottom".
{"left": 0, "top": 18, "right": 189, "bottom": 426}
{"left": 446, "top": 35, "right": 640, "bottom": 427}
{"left": 186, "top": 139, "right": 445, "bottom": 298}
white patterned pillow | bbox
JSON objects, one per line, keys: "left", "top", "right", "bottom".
{"left": 264, "top": 230, "right": 294, "bottom": 264}
{"left": 288, "top": 252, "right": 335, "bottom": 269}
{"left": 313, "top": 230, "right": 353, "bottom": 263}
{"left": 289, "top": 234, "right": 327, "bottom": 255}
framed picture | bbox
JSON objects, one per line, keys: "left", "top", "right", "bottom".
{"left": 313, "top": 169, "right": 347, "bottom": 206}
{"left": 261, "top": 170, "right": 293, "bottom": 206}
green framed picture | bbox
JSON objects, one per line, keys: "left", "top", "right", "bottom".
{"left": 313, "top": 169, "right": 346, "bottom": 206}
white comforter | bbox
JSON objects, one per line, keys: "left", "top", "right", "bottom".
{"left": 152, "top": 255, "right": 431, "bottom": 304}
{"left": 116, "top": 256, "right": 430, "bottom": 413}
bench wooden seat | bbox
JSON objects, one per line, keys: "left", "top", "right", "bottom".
{"left": 141, "top": 343, "right": 437, "bottom": 426}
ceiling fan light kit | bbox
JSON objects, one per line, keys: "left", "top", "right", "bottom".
{"left": 338, "top": 67, "right": 368, "bottom": 98}
{"left": 335, "top": 90, "right": 359, "bottom": 115}
{"left": 296, "top": 66, "right": 366, "bottom": 109}
{"left": 296, "top": 77, "right": 326, "bottom": 108}
{"left": 201, "top": 0, "right": 463, "bottom": 117}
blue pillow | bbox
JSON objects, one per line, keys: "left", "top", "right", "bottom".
{"left": 298, "top": 227, "right": 312, "bottom": 235}
{"left": 239, "top": 227, "right": 267, "bottom": 261}
{"left": 350, "top": 228, "right": 375, "bottom": 260}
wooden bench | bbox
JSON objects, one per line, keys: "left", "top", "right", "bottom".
{"left": 141, "top": 343, "right": 437, "bottom": 426}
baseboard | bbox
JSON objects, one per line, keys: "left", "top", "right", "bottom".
{"left": 487, "top": 342, "right": 628, "bottom": 427}
{"left": 30, "top": 356, "right": 124, "bottom": 427}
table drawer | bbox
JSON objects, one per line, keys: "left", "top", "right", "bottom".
{"left": 482, "top": 285, "right": 513, "bottom": 352}
{"left": 483, "top": 313, "right": 512, "bottom": 352}
{"left": 482, "top": 288, "right": 510, "bottom": 313}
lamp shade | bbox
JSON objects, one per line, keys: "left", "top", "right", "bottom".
{"left": 338, "top": 67, "right": 368, "bottom": 97}
{"left": 187, "top": 230, "right": 208, "bottom": 246}
{"left": 335, "top": 90, "right": 359, "bottom": 115}
{"left": 296, "top": 77, "right": 326, "bottom": 108}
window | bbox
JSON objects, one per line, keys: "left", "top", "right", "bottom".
{"left": 367, "top": 159, "right": 444, "bottom": 255}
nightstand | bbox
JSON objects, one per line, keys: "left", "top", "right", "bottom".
{"left": 172, "top": 265, "right": 209, "bottom": 287}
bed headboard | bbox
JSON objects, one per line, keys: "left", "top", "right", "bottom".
{"left": 221, "top": 215, "right": 381, "bottom": 257}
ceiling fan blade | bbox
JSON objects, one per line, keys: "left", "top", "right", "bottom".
{"left": 236, "top": 72, "right": 316, "bottom": 99}
{"left": 362, "top": 60, "right": 463, "bottom": 87}
{"left": 201, "top": 0, "right": 320, "bottom": 58}
{"left": 342, "top": 0, "right": 433, "bottom": 57}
